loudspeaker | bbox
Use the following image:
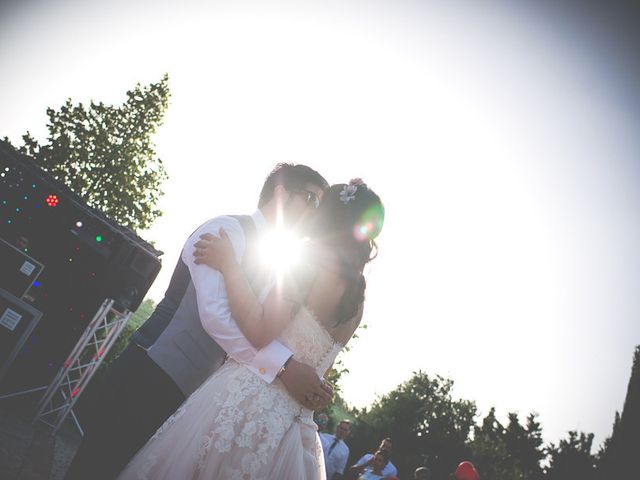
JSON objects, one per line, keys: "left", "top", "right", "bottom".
{"left": 0, "top": 237, "right": 44, "bottom": 298}
{"left": 0, "top": 140, "right": 162, "bottom": 391}
{"left": 0, "top": 288, "right": 43, "bottom": 384}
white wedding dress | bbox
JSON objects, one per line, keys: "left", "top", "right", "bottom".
{"left": 118, "top": 306, "right": 342, "bottom": 480}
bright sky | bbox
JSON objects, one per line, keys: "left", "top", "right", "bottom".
{"left": 2, "top": 0, "right": 639, "bottom": 449}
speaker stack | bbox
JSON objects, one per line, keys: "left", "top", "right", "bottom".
{"left": 0, "top": 140, "right": 162, "bottom": 392}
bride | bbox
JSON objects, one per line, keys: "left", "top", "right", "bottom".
{"left": 117, "top": 180, "right": 384, "bottom": 480}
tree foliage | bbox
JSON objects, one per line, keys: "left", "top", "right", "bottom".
{"left": 597, "top": 345, "right": 640, "bottom": 478}
{"left": 332, "top": 370, "right": 606, "bottom": 479}
{"left": 12, "top": 75, "right": 170, "bottom": 232}
{"left": 545, "top": 431, "right": 597, "bottom": 480}
{"left": 346, "top": 371, "right": 476, "bottom": 479}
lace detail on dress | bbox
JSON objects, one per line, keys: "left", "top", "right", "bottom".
{"left": 193, "top": 364, "right": 299, "bottom": 478}
{"left": 119, "top": 307, "right": 339, "bottom": 480}
{"left": 148, "top": 403, "right": 187, "bottom": 442}
{"left": 280, "top": 306, "right": 343, "bottom": 376}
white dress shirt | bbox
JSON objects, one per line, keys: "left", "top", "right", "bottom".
{"left": 320, "top": 432, "right": 350, "bottom": 479}
{"left": 354, "top": 453, "right": 398, "bottom": 478}
{"left": 182, "top": 210, "right": 293, "bottom": 383}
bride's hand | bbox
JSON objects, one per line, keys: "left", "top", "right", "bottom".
{"left": 193, "top": 228, "right": 237, "bottom": 273}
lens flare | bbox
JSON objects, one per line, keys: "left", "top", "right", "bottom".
{"left": 353, "top": 204, "right": 385, "bottom": 242}
{"left": 259, "top": 229, "right": 303, "bottom": 275}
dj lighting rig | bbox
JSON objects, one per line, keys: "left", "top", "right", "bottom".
{"left": 0, "top": 140, "right": 162, "bottom": 433}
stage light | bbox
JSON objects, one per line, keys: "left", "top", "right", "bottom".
{"left": 75, "top": 220, "right": 83, "bottom": 228}
{"left": 45, "top": 194, "right": 59, "bottom": 207}
{"left": 95, "top": 235, "right": 103, "bottom": 243}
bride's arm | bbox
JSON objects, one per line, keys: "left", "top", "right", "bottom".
{"left": 194, "top": 229, "right": 296, "bottom": 349}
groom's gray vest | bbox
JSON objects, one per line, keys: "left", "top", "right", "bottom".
{"left": 132, "top": 215, "right": 264, "bottom": 397}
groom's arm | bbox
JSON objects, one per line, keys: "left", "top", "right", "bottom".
{"left": 183, "top": 216, "right": 291, "bottom": 383}
{"left": 185, "top": 217, "right": 333, "bottom": 408}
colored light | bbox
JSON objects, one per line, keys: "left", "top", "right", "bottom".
{"left": 75, "top": 220, "right": 83, "bottom": 228}
{"left": 33, "top": 281, "right": 41, "bottom": 287}
{"left": 15, "top": 208, "right": 20, "bottom": 212}
{"left": 45, "top": 194, "right": 59, "bottom": 207}
{"left": 95, "top": 235, "right": 103, "bottom": 242}
{"left": 353, "top": 204, "right": 385, "bottom": 242}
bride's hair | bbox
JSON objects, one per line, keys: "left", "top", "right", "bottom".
{"left": 307, "top": 180, "right": 385, "bottom": 324}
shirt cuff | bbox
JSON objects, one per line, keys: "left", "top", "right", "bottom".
{"left": 245, "top": 341, "right": 293, "bottom": 383}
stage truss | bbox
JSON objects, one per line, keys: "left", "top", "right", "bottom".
{"left": 32, "top": 298, "right": 132, "bottom": 435}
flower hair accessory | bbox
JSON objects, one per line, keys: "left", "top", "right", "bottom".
{"left": 340, "top": 178, "right": 367, "bottom": 204}
{"left": 340, "top": 184, "right": 358, "bottom": 204}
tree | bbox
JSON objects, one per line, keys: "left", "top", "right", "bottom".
{"left": 470, "top": 409, "right": 544, "bottom": 480}
{"left": 347, "top": 371, "right": 476, "bottom": 478}
{"left": 504, "top": 413, "right": 545, "bottom": 480}
{"left": 545, "top": 431, "right": 597, "bottom": 480}
{"left": 470, "top": 408, "right": 512, "bottom": 479}
{"left": 10, "top": 75, "right": 170, "bottom": 232}
{"left": 597, "top": 345, "right": 640, "bottom": 478}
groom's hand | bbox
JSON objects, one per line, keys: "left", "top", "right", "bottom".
{"left": 279, "top": 359, "right": 334, "bottom": 410}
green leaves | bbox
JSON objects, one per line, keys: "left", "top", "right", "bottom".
{"left": 16, "top": 75, "right": 170, "bottom": 232}
{"left": 346, "top": 371, "right": 477, "bottom": 478}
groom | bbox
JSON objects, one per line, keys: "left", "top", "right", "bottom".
{"left": 65, "top": 163, "right": 332, "bottom": 480}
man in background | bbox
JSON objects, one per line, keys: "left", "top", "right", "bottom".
{"left": 321, "top": 419, "right": 351, "bottom": 480}
{"left": 349, "top": 437, "right": 398, "bottom": 478}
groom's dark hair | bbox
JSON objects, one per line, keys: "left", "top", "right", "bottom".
{"left": 258, "top": 163, "right": 328, "bottom": 207}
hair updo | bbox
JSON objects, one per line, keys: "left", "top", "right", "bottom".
{"left": 307, "top": 179, "right": 385, "bottom": 324}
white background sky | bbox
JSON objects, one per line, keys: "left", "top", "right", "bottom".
{"left": 2, "top": 0, "right": 639, "bottom": 449}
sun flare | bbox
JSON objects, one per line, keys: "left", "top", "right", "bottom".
{"left": 258, "top": 229, "right": 303, "bottom": 275}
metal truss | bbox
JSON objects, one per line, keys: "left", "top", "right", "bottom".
{"left": 33, "top": 298, "right": 131, "bottom": 435}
